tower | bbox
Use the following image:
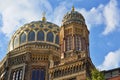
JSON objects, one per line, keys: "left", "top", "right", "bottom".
{"left": 49, "top": 7, "right": 94, "bottom": 80}
{"left": 60, "top": 6, "right": 90, "bottom": 60}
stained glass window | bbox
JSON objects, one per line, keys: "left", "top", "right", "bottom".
{"left": 20, "top": 32, "right": 26, "bottom": 44}
{"left": 47, "top": 32, "right": 54, "bottom": 42}
{"left": 37, "top": 31, "right": 44, "bottom": 41}
{"left": 55, "top": 35, "right": 59, "bottom": 44}
{"left": 28, "top": 31, "right": 35, "bottom": 41}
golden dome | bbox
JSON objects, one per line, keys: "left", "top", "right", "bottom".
{"left": 8, "top": 21, "right": 60, "bottom": 52}
{"left": 62, "top": 7, "right": 85, "bottom": 25}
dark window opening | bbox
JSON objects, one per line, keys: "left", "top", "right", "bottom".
{"left": 37, "top": 31, "right": 44, "bottom": 41}
{"left": 28, "top": 31, "right": 35, "bottom": 41}
{"left": 55, "top": 35, "right": 59, "bottom": 44}
{"left": 47, "top": 32, "right": 54, "bottom": 42}
{"left": 20, "top": 33, "right": 26, "bottom": 44}
{"left": 32, "top": 69, "right": 45, "bottom": 80}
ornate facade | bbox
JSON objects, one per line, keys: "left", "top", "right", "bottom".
{"left": 0, "top": 7, "right": 94, "bottom": 80}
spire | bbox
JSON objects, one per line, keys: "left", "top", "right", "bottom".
{"left": 72, "top": 5, "right": 75, "bottom": 12}
{"left": 42, "top": 11, "right": 46, "bottom": 22}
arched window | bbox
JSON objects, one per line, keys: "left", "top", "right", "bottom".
{"left": 20, "top": 32, "right": 26, "bottom": 44}
{"left": 14, "top": 36, "right": 19, "bottom": 48}
{"left": 82, "top": 38, "right": 86, "bottom": 51}
{"left": 32, "top": 69, "right": 45, "bottom": 80}
{"left": 28, "top": 31, "right": 35, "bottom": 41}
{"left": 74, "top": 36, "right": 81, "bottom": 50}
{"left": 11, "top": 69, "right": 23, "bottom": 80}
{"left": 37, "top": 31, "right": 44, "bottom": 41}
{"left": 66, "top": 36, "right": 72, "bottom": 51}
{"left": 47, "top": 32, "right": 54, "bottom": 42}
{"left": 9, "top": 41, "right": 13, "bottom": 51}
{"left": 55, "top": 35, "right": 59, "bottom": 44}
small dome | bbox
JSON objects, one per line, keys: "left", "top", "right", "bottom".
{"left": 8, "top": 21, "right": 60, "bottom": 52}
{"left": 62, "top": 6, "right": 85, "bottom": 25}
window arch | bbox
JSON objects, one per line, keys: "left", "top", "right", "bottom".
{"left": 47, "top": 32, "right": 54, "bottom": 42}
{"left": 20, "top": 32, "right": 26, "bottom": 44}
{"left": 55, "top": 35, "right": 59, "bottom": 44}
{"left": 74, "top": 36, "right": 81, "bottom": 50}
{"left": 14, "top": 36, "right": 19, "bottom": 48}
{"left": 37, "top": 31, "right": 44, "bottom": 41}
{"left": 66, "top": 36, "right": 72, "bottom": 51}
{"left": 28, "top": 31, "right": 35, "bottom": 41}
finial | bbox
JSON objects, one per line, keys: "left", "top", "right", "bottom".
{"left": 72, "top": 5, "right": 75, "bottom": 12}
{"left": 42, "top": 11, "right": 46, "bottom": 22}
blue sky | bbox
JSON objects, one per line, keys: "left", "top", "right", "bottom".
{"left": 0, "top": 0, "right": 120, "bottom": 70}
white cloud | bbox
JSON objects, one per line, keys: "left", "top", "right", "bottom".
{"left": 52, "top": 1, "right": 72, "bottom": 25}
{"left": 0, "top": 0, "right": 53, "bottom": 37}
{"left": 53, "top": 5, "right": 66, "bottom": 25}
{"left": 102, "top": 0, "right": 120, "bottom": 35}
{"left": 77, "top": 4, "right": 104, "bottom": 29}
{"left": 0, "top": 0, "right": 73, "bottom": 38}
{"left": 98, "top": 49, "right": 120, "bottom": 70}
{"left": 77, "top": 0, "right": 120, "bottom": 35}
{"left": 0, "top": 0, "right": 119, "bottom": 37}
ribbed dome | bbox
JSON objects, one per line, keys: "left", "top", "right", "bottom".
{"left": 8, "top": 21, "right": 60, "bottom": 52}
{"left": 62, "top": 7, "right": 85, "bottom": 25}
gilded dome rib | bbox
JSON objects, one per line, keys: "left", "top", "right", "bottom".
{"left": 8, "top": 21, "right": 60, "bottom": 52}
